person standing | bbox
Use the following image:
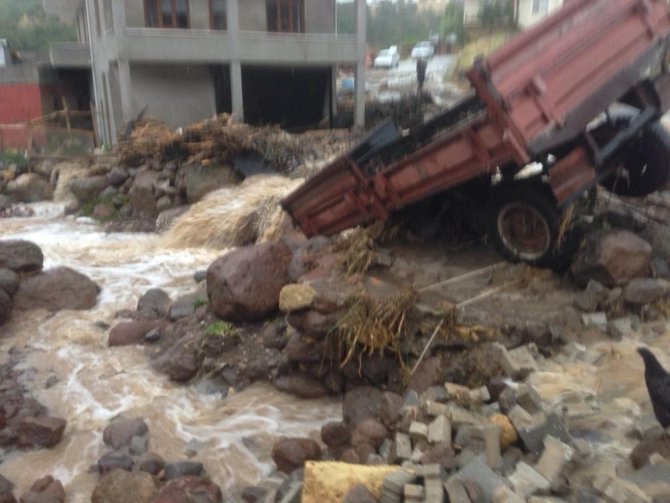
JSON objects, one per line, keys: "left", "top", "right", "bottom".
{"left": 417, "top": 58, "right": 428, "bottom": 92}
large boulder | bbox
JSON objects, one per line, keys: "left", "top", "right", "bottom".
{"left": 6, "top": 173, "right": 53, "bottom": 203}
{"left": 185, "top": 162, "right": 240, "bottom": 204}
{"left": 271, "top": 437, "right": 322, "bottom": 474}
{"left": 19, "top": 476, "right": 64, "bottom": 503}
{"left": 67, "top": 175, "right": 108, "bottom": 203}
{"left": 17, "top": 416, "right": 67, "bottom": 448}
{"left": 623, "top": 278, "right": 670, "bottom": 305}
{"left": 571, "top": 230, "right": 652, "bottom": 287}
{"left": 0, "top": 289, "right": 11, "bottom": 326}
{"left": 103, "top": 418, "right": 149, "bottom": 450}
{"left": 0, "top": 240, "right": 43, "bottom": 273}
{"left": 129, "top": 170, "right": 160, "bottom": 221}
{"left": 91, "top": 469, "right": 158, "bottom": 503}
{"left": 13, "top": 267, "right": 99, "bottom": 311}
{"left": 152, "top": 476, "right": 222, "bottom": 503}
{"left": 137, "top": 288, "right": 171, "bottom": 319}
{"left": 343, "top": 387, "right": 384, "bottom": 427}
{"left": 0, "top": 269, "right": 20, "bottom": 297}
{"left": 207, "top": 240, "right": 293, "bottom": 321}
{"left": 273, "top": 374, "right": 329, "bottom": 399}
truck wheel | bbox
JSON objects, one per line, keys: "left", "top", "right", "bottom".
{"left": 601, "top": 120, "right": 670, "bottom": 197}
{"left": 486, "top": 182, "right": 578, "bottom": 270}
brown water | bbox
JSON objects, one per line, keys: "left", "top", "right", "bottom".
{"left": 0, "top": 201, "right": 340, "bottom": 501}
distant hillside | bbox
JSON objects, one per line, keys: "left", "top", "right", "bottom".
{"left": 0, "top": 0, "right": 75, "bottom": 52}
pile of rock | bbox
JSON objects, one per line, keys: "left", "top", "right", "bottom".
{"left": 90, "top": 417, "right": 222, "bottom": 503}
{"left": 0, "top": 239, "right": 100, "bottom": 327}
{"left": 253, "top": 342, "right": 664, "bottom": 503}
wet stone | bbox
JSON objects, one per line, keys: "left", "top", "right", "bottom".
{"left": 163, "top": 461, "right": 204, "bottom": 480}
{"left": 17, "top": 416, "right": 66, "bottom": 448}
{"left": 103, "top": 418, "right": 148, "bottom": 450}
{"left": 138, "top": 452, "right": 165, "bottom": 475}
{"left": 97, "top": 453, "right": 134, "bottom": 474}
{"left": 241, "top": 485, "right": 268, "bottom": 503}
{"left": 20, "top": 476, "right": 65, "bottom": 503}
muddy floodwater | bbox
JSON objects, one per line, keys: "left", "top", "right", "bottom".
{"left": 0, "top": 203, "right": 340, "bottom": 501}
{"left": 0, "top": 198, "right": 668, "bottom": 500}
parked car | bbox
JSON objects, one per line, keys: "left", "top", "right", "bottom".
{"left": 374, "top": 48, "right": 400, "bottom": 69}
{"left": 411, "top": 41, "right": 434, "bottom": 60}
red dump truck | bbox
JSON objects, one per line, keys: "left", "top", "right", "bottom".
{"left": 283, "top": 0, "right": 670, "bottom": 268}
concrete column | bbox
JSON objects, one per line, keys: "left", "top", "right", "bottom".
{"left": 230, "top": 61, "right": 244, "bottom": 122}
{"left": 228, "top": 0, "right": 244, "bottom": 121}
{"left": 117, "top": 59, "right": 134, "bottom": 125}
{"left": 354, "top": 0, "right": 366, "bottom": 128}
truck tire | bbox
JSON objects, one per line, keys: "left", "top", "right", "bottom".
{"left": 486, "top": 182, "right": 579, "bottom": 270}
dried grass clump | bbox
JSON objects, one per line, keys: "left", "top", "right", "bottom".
{"left": 336, "top": 222, "right": 398, "bottom": 276}
{"left": 334, "top": 287, "right": 418, "bottom": 368}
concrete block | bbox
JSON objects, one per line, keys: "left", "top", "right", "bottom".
{"left": 424, "top": 478, "right": 444, "bottom": 500}
{"left": 411, "top": 445, "right": 424, "bottom": 463}
{"left": 515, "top": 384, "right": 544, "bottom": 415}
{"left": 518, "top": 413, "right": 572, "bottom": 456}
{"left": 582, "top": 312, "right": 608, "bottom": 329}
{"left": 472, "top": 386, "right": 491, "bottom": 404}
{"left": 459, "top": 455, "right": 511, "bottom": 501}
{"left": 422, "top": 400, "right": 450, "bottom": 417}
{"left": 409, "top": 421, "right": 428, "bottom": 444}
{"left": 379, "top": 439, "right": 395, "bottom": 463}
{"left": 403, "top": 484, "right": 424, "bottom": 500}
{"left": 427, "top": 415, "right": 451, "bottom": 446}
{"left": 508, "top": 462, "right": 550, "bottom": 498}
{"left": 495, "top": 343, "right": 539, "bottom": 377}
{"left": 394, "top": 432, "right": 412, "bottom": 461}
{"left": 593, "top": 474, "right": 651, "bottom": 503}
{"left": 449, "top": 404, "right": 484, "bottom": 428}
{"left": 492, "top": 485, "right": 525, "bottom": 503}
{"left": 498, "top": 386, "right": 517, "bottom": 414}
{"left": 470, "top": 424, "right": 503, "bottom": 470}
{"left": 535, "top": 435, "right": 574, "bottom": 488}
{"left": 382, "top": 469, "right": 416, "bottom": 495}
{"left": 278, "top": 482, "right": 302, "bottom": 503}
{"left": 608, "top": 317, "right": 633, "bottom": 340}
{"left": 507, "top": 404, "right": 542, "bottom": 432}
{"left": 415, "top": 463, "right": 441, "bottom": 479}
{"left": 444, "top": 477, "right": 472, "bottom": 503}
{"left": 379, "top": 490, "right": 402, "bottom": 503}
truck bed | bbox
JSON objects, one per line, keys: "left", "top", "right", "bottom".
{"left": 283, "top": 0, "right": 670, "bottom": 238}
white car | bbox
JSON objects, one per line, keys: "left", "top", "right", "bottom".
{"left": 411, "top": 41, "right": 434, "bottom": 60}
{"left": 374, "top": 48, "right": 400, "bottom": 69}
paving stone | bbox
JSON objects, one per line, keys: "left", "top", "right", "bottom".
{"left": 469, "top": 424, "right": 502, "bottom": 470}
{"left": 444, "top": 476, "right": 472, "bottom": 503}
{"left": 427, "top": 415, "right": 451, "bottom": 446}
{"left": 581, "top": 312, "right": 608, "bottom": 329}
{"left": 415, "top": 464, "right": 441, "bottom": 479}
{"left": 608, "top": 317, "right": 633, "bottom": 340}
{"left": 625, "top": 462, "right": 670, "bottom": 501}
{"left": 422, "top": 400, "right": 450, "bottom": 417}
{"left": 517, "top": 413, "right": 572, "bottom": 457}
{"left": 508, "top": 462, "right": 550, "bottom": 498}
{"left": 409, "top": 421, "right": 428, "bottom": 445}
{"left": 382, "top": 469, "right": 415, "bottom": 495}
{"left": 492, "top": 485, "right": 525, "bottom": 503}
{"left": 459, "top": 455, "right": 511, "bottom": 501}
{"left": 403, "top": 484, "right": 423, "bottom": 500}
{"left": 449, "top": 404, "right": 484, "bottom": 427}
{"left": 495, "top": 343, "right": 539, "bottom": 378}
{"left": 535, "top": 435, "right": 574, "bottom": 489}
{"left": 278, "top": 482, "right": 302, "bottom": 503}
{"left": 593, "top": 474, "right": 651, "bottom": 503}
{"left": 394, "top": 432, "right": 412, "bottom": 460}
{"left": 507, "top": 405, "right": 542, "bottom": 432}
{"left": 515, "top": 384, "right": 544, "bottom": 415}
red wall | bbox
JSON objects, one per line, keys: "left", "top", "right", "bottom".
{"left": 0, "top": 83, "right": 43, "bottom": 149}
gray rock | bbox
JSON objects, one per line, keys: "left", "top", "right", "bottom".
{"left": 107, "top": 166, "right": 129, "bottom": 187}
{"left": 0, "top": 268, "right": 19, "bottom": 297}
{"left": 7, "top": 173, "right": 53, "bottom": 203}
{"left": 13, "top": 267, "right": 99, "bottom": 311}
{"left": 67, "top": 175, "right": 108, "bottom": 202}
{"left": 623, "top": 278, "right": 670, "bottom": 305}
{"left": 185, "top": 161, "right": 240, "bottom": 203}
{"left": 163, "top": 461, "right": 204, "bottom": 480}
{"left": 0, "top": 240, "right": 43, "bottom": 273}
{"left": 137, "top": 288, "right": 171, "bottom": 319}
{"left": 574, "top": 280, "right": 609, "bottom": 312}
{"left": 458, "top": 455, "right": 511, "bottom": 502}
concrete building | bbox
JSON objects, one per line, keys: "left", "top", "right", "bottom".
{"left": 48, "top": 0, "right": 366, "bottom": 145}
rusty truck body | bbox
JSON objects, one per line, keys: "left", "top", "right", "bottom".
{"left": 283, "top": 0, "right": 670, "bottom": 268}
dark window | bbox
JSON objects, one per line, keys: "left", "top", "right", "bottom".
{"left": 210, "top": 0, "right": 227, "bottom": 30}
{"left": 144, "top": 0, "right": 189, "bottom": 28}
{"left": 266, "top": 0, "right": 304, "bottom": 33}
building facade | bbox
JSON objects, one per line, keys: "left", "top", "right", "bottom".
{"left": 48, "top": 0, "right": 366, "bottom": 145}
{"left": 463, "top": 0, "right": 564, "bottom": 28}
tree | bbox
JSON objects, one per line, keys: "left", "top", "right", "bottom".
{"left": 0, "top": 0, "right": 75, "bottom": 52}
{"left": 479, "top": 0, "right": 516, "bottom": 32}
{"left": 440, "top": 2, "right": 465, "bottom": 43}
